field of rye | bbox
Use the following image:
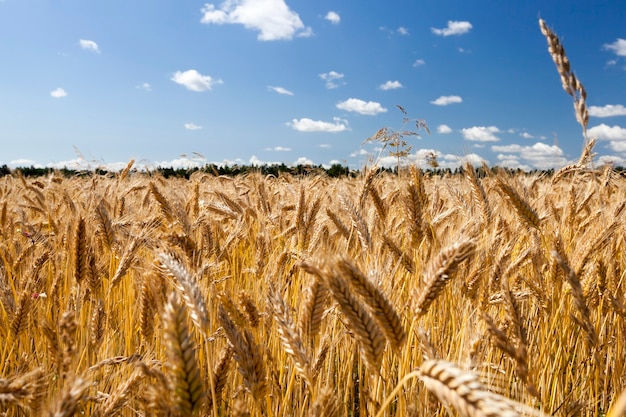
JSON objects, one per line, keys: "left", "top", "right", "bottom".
{"left": 0, "top": 163, "right": 625, "bottom": 416}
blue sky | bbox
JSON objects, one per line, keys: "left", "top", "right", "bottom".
{"left": 1, "top": 0, "right": 625, "bottom": 171}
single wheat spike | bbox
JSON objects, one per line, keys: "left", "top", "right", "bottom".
{"left": 149, "top": 181, "right": 175, "bottom": 223}
{"left": 539, "top": 19, "right": 589, "bottom": 135}
{"left": 496, "top": 179, "right": 541, "bottom": 231}
{"left": 158, "top": 252, "right": 210, "bottom": 335}
{"left": 93, "top": 198, "right": 115, "bottom": 251}
{"left": 218, "top": 304, "right": 267, "bottom": 400}
{"left": 552, "top": 250, "right": 598, "bottom": 347}
{"left": 10, "top": 289, "right": 31, "bottom": 338}
{"left": 309, "top": 386, "right": 340, "bottom": 417}
{"left": 325, "top": 208, "right": 351, "bottom": 241}
{"left": 419, "top": 360, "right": 522, "bottom": 417}
{"left": 90, "top": 299, "right": 106, "bottom": 353}
{"left": 336, "top": 257, "right": 406, "bottom": 351}
{"left": 0, "top": 368, "right": 45, "bottom": 409}
{"left": 414, "top": 238, "right": 476, "bottom": 316}
{"left": 74, "top": 216, "right": 88, "bottom": 284}
{"left": 48, "top": 377, "right": 91, "bottom": 417}
{"left": 207, "top": 345, "right": 233, "bottom": 408}
{"left": 163, "top": 293, "right": 205, "bottom": 416}
{"left": 382, "top": 234, "right": 415, "bottom": 273}
{"left": 92, "top": 369, "right": 145, "bottom": 417}
{"left": 464, "top": 162, "right": 492, "bottom": 224}
{"left": 324, "top": 269, "right": 386, "bottom": 372}
{"left": 299, "top": 270, "right": 329, "bottom": 341}
{"left": 238, "top": 291, "right": 261, "bottom": 328}
{"left": 269, "top": 286, "right": 313, "bottom": 386}
{"left": 369, "top": 183, "right": 388, "bottom": 222}
{"left": 139, "top": 275, "right": 157, "bottom": 344}
{"left": 109, "top": 235, "right": 140, "bottom": 289}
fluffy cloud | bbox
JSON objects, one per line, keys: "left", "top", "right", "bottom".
{"left": 491, "top": 142, "right": 568, "bottom": 170}
{"left": 287, "top": 117, "right": 349, "bottom": 132}
{"left": 171, "top": 69, "right": 222, "bottom": 92}
{"left": 397, "top": 27, "right": 409, "bottom": 35}
{"left": 294, "top": 157, "right": 314, "bottom": 165}
{"left": 325, "top": 11, "right": 340, "bottom": 24}
{"left": 336, "top": 98, "right": 387, "bottom": 115}
{"left": 379, "top": 80, "right": 403, "bottom": 90}
{"left": 587, "top": 123, "right": 626, "bottom": 141}
{"left": 265, "top": 146, "right": 291, "bottom": 151}
{"left": 79, "top": 39, "right": 100, "bottom": 53}
{"left": 431, "top": 21, "right": 472, "bottom": 36}
{"left": 373, "top": 149, "right": 485, "bottom": 170}
{"left": 136, "top": 83, "right": 152, "bottom": 91}
{"left": 431, "top": 95, "right": 462, "bottom": 106}
{"left": 520, "top": 132, "right": 534, "bottom": 139}
{"left": 589, "top": 104, "right": 626, "bottom": 117}
{"left": 50, "top": 88, "right": 67, "bottom": 98}
{"left": 603, "top": 38, "right": 626, "bottom": 56}
{"left": 268, "top": 86, "right": 294, "bottom": 95}
{"left": 319, "top": 71, "right": 345, "bottom": 89}
{"left": 200, "top": 0, "right": 312, "bottom": 41}
{"left": 184, "top": 123, "right": 202, "bottom": 130}
{"left": 413, "top": 59, "right": 425, "bottom": 67}
{"left": 462, "top": 126, "right": 500, "bottom": 142}
{"left": 437, "top": 124, "right": 452, "bottom": 134}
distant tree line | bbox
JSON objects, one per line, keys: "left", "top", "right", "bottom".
{"left": 0, "top": 163, "right": 624, "bottom": 179}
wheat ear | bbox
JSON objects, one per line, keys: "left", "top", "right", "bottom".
{"left": 414, "top": 238, "right": 476, "bottom": 316}
{"left": 268, "top": 286, "right": 313, "bottom": 386}
{"left": 218, "top": 304, "right": 267, "bottom": 400}
{"left": 158, "top": 252, "right": 210, "bottom": 335}
{"left": 324, "top": 268, "right": 386, "bottom": 372}
{"left": 335, "top": 258, "right": 406, "bottom": 351}
{"left": 163, "top": 293, "right": 205, "bottom": 416}
{"left": 418, "top": 360, "right": 523, "bottom": 417}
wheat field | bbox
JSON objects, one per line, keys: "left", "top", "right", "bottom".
{"left": 1, "top": 18, "right": 626, "bottom": 417}
{"left": 0, "top": 163, "right": 625, "bottom": 416}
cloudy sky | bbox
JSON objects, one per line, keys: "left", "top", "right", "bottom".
{"left": 1, "top": 0, "right": 625, "bottom": 171}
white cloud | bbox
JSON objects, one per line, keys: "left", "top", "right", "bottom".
{"left": 294, "top": 157, "right": 314, "bottom": 165}
{"left": 437, "top": 124, "right": 452, "bottom": 134}
{"left": 397, "top": 27, "right": 409, "bottom": 35}
{"left": 603, "top": 38, "right": 626, "bottom": 57}
{"left": 588, "top": 123, "right": 626, "bottom": 141}
{"left": 492, "top": 142, "right": 568, "bottom": 169}
{"left": 520, "top": 132, "right": 534, "bottom": 139}
{"left": 336, "top": 98, "right": 387, "bottom": 115}
{"left": 268, "top": 85, "right": 294, "bottom": 95}
{"left": 319, "top": 71, "right": 345, "bottom": 89}
{"left": 589, "top": 104, "right": 626, "bottom": 117}
{"left": 325, "top": 11, "right": 340, "bottom": 24}
{"left": 413, "top": 59, "right": 425, "bottom": 67}
{"left": 379, "top": 80, "right": 403, "bottom": 90}
{"left": 350, "top": 148, "right": 371, "bottom": 157}
{"left": 319, "top": 144, "right": 331, "bottom": 148}
{"left": 171, "top": 69, "right": 222, "bottom": 92}
{"left": 50, "top": 87, "right": 67, "bottom": 98}
{"left": 462, "top": 126, "right": 500, "bottom": 142}
{"left": 287, "top": 117, "right": 349, "bottom": 132}
{"left": 265, "top": 146, "right": 291, "bottom": 151}
{"left": 609, "top": 141, "right": 626, "bottom": 152}
{"left": 136, "top": 83, "right": 152, "bottom": 91}
{"left": 431, "top": 21, "right": 473, "bottom": 37}
{"left": 431, "top": 95, "right": 462, "bottom": 106}
{"left": 9, "top": 159, "right": 40, "bottom": 168}
{"left": 184, "top": 123, "right": 202, "bottom": 130}
{"left": 200, "top": 0, "right": 312, "bottom": 41}
{"left": 79, "top": 39, "right": 100, "bottom": 53}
